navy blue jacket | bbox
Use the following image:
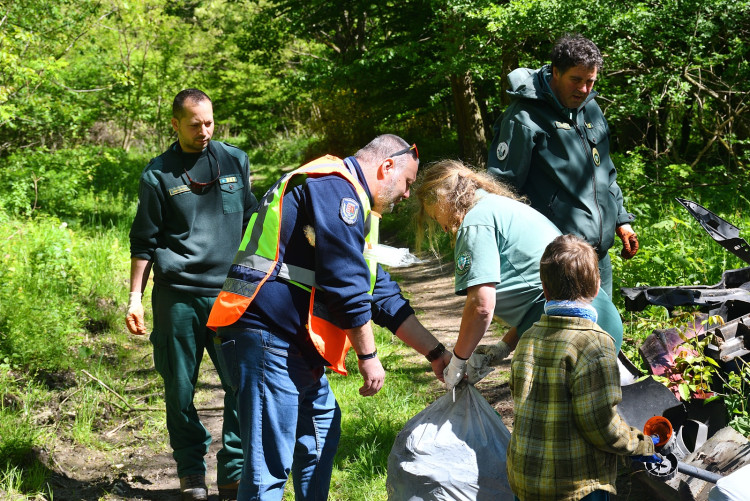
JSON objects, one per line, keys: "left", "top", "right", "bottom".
{"left": 232, "top": 157, "right": 414, "bottom": 366}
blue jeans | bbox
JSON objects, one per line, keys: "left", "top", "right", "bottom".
{"left": 217, "top": 327, "right": 341, "bottom": 501}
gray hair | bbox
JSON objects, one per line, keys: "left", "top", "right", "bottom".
{"left": 354, "top": 134, "right": 415, "bottom": 172}
{"left": 550, "top": 34, "right": 603, "bottom": 74}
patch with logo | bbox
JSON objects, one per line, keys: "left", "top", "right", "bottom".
{"left": 339, "top": 197, "right": 359, "bottom": 225}
{"left": 554, "top": 121, "right": 571, "bottom": 130}
{"left": 496, "top": 141, "right": 509, "bottom": 161}
{"left": 456, "top": 251, "right": 472, "bottom": 276}
{"left": 592, "top": 147, "right": 601, "bottom": 166}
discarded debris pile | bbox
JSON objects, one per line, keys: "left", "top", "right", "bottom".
{"left": 616, "top": 198, "right": 750, "bottom": 500}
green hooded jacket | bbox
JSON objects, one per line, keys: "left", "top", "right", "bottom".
{"left": 487, "top": 65, "right": 634, "bottom": 258}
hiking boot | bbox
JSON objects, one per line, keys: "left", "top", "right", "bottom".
{"left": 179, "top": 474, "right": 208, "bottom": 501}
{"left": 218, "top": 480, "right": 240, "bottom": 501}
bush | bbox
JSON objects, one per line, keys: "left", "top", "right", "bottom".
{"left": 0, "top": 146, "right": 148, "bottom": 226}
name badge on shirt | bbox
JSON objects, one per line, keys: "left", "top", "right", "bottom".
{"left": 169, "top": 185, "right": 190, "bottom": 196}
{"left": 220, "top": 176, "right": 238, "bottom": 184}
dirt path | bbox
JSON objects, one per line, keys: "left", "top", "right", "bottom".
{"left": 47, "top": 256, "right": 514, "bottom": 500}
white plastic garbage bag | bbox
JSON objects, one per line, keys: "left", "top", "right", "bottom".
{"left": 386, "top": 384, "right": 514, "bottom": 501}
{"left": 364, "top": 244, "right": 422, "bottom": 267}
{"left": 708, "top": 464, "right": 750, "bottom": 501}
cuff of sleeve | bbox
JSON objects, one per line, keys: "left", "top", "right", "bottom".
{"left": 616, "top": 212, "right": 636, "bottom": 226}
{"left": 385, "top": 304, "right": 416, "bottom": 334}
{"left": 337, "top": 312, "right": 373, "bottom": 330}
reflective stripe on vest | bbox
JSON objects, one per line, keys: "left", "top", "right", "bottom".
{"left": 207, "top": 155, "right": 379, "bottom": 375}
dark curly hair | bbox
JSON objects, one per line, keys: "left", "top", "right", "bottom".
{"left": 550, "top": 34, "right": 603, "bottom": 74}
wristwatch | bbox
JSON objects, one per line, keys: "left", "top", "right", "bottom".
{"left": 425, "top": 342, "right": 446, "bottom": 362}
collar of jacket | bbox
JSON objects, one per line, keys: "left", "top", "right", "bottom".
{"left": 343, "top": 156, "right": 375, "bottom": 208}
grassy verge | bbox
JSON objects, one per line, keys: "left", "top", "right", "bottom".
{"left": 1, "top": 139, "right": 749, "bottom": 498}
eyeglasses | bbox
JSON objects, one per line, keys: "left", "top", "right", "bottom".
{"left": 183, "top": 147, "right": 221, "bottom": 191}
{"left": 387, "top": 143, "right": 418, "bottom": 160}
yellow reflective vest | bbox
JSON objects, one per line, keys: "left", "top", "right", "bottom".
{"left": 207, "top": 155, "right": 379, "bottom": 375}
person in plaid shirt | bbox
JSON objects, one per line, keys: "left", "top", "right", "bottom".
{"left": 508, "top": 234, "right": 656, "bottom": 501}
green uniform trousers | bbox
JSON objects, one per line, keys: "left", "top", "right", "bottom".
{"left": 150, "top": 284, "right": 242, "bottom": 485}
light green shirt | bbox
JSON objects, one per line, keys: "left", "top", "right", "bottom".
{"left": 454, "top": 191, "right": 561, "bottom": 328}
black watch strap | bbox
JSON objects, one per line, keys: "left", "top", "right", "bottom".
{"left": 357, "top": 349, "right": 378, "bottom": 361}
{"left": 425, "top": 342, "right": 446, "bottom": 362}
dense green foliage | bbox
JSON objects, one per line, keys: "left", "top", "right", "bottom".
{"left": 1, "top": 0, "right": 749, "bottom": 498}
{"left": 2, "top": 0, "right": 748, "bottom": 165}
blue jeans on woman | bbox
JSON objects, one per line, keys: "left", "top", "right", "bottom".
{"left": 216, "top": 327, "right": 342, "bottom": 501}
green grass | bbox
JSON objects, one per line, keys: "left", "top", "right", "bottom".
{"left": 1, "top": 140, "right": 749, "bottom": 498}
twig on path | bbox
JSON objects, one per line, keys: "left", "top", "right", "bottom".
{"left": 81, "top": 368, "right": 224, "bottom": 413}
{"left": 106, "top": 416, "right": 140, "bottom": 437}
{"left": 81, "top": 369, "right": 136, "bottom": 411}
{"left": 59, "top": 387, "right": 84, "bottom": 408}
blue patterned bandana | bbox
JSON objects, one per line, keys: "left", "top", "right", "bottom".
{"left": 544, "top": 300, "right": 598, "bottom": 323}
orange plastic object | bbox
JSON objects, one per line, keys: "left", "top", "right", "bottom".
{"left": 643, "top": 416, "right": 673, "bottom": 447}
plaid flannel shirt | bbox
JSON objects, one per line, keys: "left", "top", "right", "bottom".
{"left": 508, "top": 315, "right": 654, "bottom": 501}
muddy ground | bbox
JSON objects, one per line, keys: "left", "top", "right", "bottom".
{"left": 46, "top": 256, "right": 646, "bottom": 500}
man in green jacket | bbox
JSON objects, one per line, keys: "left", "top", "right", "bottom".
{"left": 126, "top": 88, "right": 258, "bottom": 501}
{"left": 487, "top": 34, "right": 639, "bottom": 297}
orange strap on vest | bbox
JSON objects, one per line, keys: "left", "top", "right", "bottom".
{"left": 207, "top": 156, "right": 376, "bottom": 375}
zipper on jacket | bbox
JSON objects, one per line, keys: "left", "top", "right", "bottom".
{"left": 573, "top": 122, "right": 603, "bottom": 251}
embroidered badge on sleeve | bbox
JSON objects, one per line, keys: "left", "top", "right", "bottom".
{"left": 456, "top": 251, "right": 472, "bottom": 276}
{"left": 496, "top": 141, "right": 509, "bottom": 161}
{"left": 340, "top": 197, "right": 359, "bottom": 225}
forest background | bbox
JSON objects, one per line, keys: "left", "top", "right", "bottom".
{"left": 1, "top": 0, "right": 749, "bottom": 499}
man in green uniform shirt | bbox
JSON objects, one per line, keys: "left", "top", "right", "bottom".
{"left": 126, "top": 89, "right": 258, "bottom": 501}
{"left": 488, "top": 34, "right": 639, "bottom": 297}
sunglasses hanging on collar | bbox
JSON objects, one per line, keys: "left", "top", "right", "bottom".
{"left": 183, "top": 143, "right": 221, "bottom": 192}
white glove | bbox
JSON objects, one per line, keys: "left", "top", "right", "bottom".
{"left": 473, "top": 340, "right": 511, "bottom": 366}
{"left": 467, "top": 352, "right": 494, "bottom": 384}
{"left": 443, "top": 354, "right": 468, "bottom": 391}
{"left": 126, "top": 291, "right": 146, "bottom": 335}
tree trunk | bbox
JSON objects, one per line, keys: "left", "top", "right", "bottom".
{"left": 450, "top": 71, "right": 487, "bottom": 169}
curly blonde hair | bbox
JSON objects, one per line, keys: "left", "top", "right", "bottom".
{"left": 414, "top": 159, "right": 523, "bottom": 251}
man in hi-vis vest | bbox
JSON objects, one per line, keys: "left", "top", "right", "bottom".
{"left": 207, "top": 134, "right": 451, "bottom": 500}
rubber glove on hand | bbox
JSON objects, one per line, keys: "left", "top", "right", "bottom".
{"left": 631, "top": 453, "right": 663, "bottom": 464}
{"left": 473, "top": 340, "right": 511, "bottom": 365}
{"left": 443, "top": 354, "right": 468, "bottom": 391}
{"left": 126, "top": 291, "right": 147, "bottom": 335}
{"left": 616, "top": 224, "right": 639, "bottom": 259}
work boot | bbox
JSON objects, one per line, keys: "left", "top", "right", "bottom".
{"left": 218, "top": 480, "right": 240, "bottom": 501}
{"left": 179, "top": 474, "right": 208, "bottom": 501}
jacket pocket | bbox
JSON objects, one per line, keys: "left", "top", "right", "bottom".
{"left": 219, "top": 176, "right": 245, "bottom": 214}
